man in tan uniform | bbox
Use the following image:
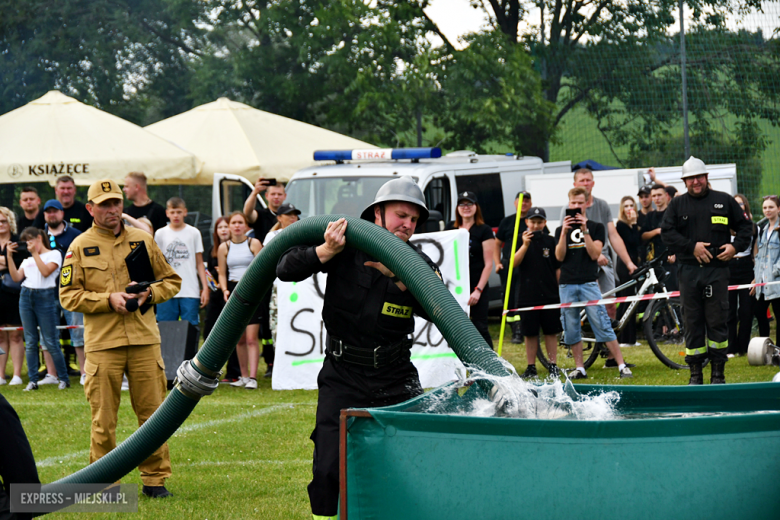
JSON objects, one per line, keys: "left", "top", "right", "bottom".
{"left": 59, "top": 179, "right": 181, "bottom": 499}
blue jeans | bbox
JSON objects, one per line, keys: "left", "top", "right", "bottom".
{"left": 559, "top": 281, "right": 617, "bottom": 345}
{"left": 20, "top": 287, "right": 69, "bottom": 384}
{"left": 156, "top": 298, "right": 200, "bottom": 327}
{"left": 57, "top": 303, "right": 84, "bottom": 347}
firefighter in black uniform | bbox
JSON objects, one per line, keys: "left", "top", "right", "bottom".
{"left": 661, "top": 157, "right": 752, "bottom": 385}
{"left": 276, "top": 177, "right": 442, "bottom": 520}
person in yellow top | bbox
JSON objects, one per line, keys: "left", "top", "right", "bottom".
{"left": 59, "top": 179, "right": 181, "bottom": 499}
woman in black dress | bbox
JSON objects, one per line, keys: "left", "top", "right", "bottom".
{"left": 448, "top": 191, "right": 496, "bottom": 348}
{"left": 615, "top": 196, "right": 641, "bottom": 346}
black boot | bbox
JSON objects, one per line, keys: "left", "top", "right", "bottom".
{"left": 711, "top": 361, "right": 726, "bottom": 385}
{"left": 510, "top": 323, "right": 524, "bottom": 344}
{"left": 688, "top": 363, "right": 703, "bottom": 385}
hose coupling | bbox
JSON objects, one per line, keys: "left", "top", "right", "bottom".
{"left": 174, "top": 360, "right": 222, "bottom": 398}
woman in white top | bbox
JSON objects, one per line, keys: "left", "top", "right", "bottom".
{"left": 218, "top": 212, "right": 263, "bottom": 389}
{"left": 7, "top": 227, "right": 69, "bottom": 391}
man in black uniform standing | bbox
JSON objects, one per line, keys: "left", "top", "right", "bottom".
{"left": 660, "top": 157, "right": 752, "bottom": 385}
{"left": 277, "top": 177, "right": 441, "bottom": 520}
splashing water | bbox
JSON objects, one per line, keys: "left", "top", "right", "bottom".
{"left": 419, "top": 360, "right": 620, "bottom": 420}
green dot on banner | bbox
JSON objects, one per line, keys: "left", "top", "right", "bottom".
{"left": 455, "top": 286, "right": 463, "bottom": 295}
{"left": 290, "top": 293, "right": 298, "bottom": 302}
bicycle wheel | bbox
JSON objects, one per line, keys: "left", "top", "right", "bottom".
{"left": 536, "top": 337, "right": 602, "bottom": 372}
{"left": 644, "top": 298, "right": 689, "bottom": 369}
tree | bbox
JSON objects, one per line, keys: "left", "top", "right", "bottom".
{"left": 0, "top": 0, "right": 205, "bottom": 123}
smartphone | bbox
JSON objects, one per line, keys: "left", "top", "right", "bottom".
{"left": 15, "top": 242, "right": 28, "bottom": 253}
{"left": 265, "top": 178, "right": 277, "bottom": 186}
{"left": 565, "top": 208, "right": 581, "bottom": 219}
{"left": 531, "top": 230, "right": 543, "bottom": 240}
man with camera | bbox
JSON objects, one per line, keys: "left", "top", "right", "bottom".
{"left": 59, "top": 179, "right": 181, "bottom": 498}
{"left": 660, "top": 157, "right": 752, "bottom": 385}
{"left": 243, "top": 178, "right": 287, "bottom": 243}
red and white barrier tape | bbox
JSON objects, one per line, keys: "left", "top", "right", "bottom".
{"left": 0, "top": 325, "right": 83, "bottom": 332}
{"left": 505, "top": 280, "right": 780, "bottom": 314}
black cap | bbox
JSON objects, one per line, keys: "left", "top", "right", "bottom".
{"left": 516, "top": 191, "right": 531, "bottom": 200}
{"left": 637, "top": 186, "right": 652, "bottom": 196}
{"left": 457, "top": 191, "right": 478, "bottom": 204}
{"left": 526, "top": 207, "right": 546, "bottom": 220}
{"left": 276, "top": 203, "right": 301, "bottom": 216}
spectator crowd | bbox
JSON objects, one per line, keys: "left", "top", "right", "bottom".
{"left": 1, "top": 165, "right": 778, "bottom": 390}
{"left": 0, "top": 172, "right": 285, "bottom": 391}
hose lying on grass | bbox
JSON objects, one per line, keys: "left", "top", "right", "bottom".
{"left": 39, "top": 216, "right": 510, "bottom": 510}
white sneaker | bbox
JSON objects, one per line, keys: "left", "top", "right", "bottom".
{"left": 245, "top": 378, "right": 258, "bottom": 389}
{"left": 23, "top": 382, "right": 38, "bottom": 391}
{"left": 58, "top": 380, "right": 70, "bottom": 390}
{"left": 39, "top": 374, "right": 59, "bottom": 385}
{"left": 80, "top": 374, "right": 86, "bottom": 386}
{"left": 0, "top": 377, "right": 6, "bottom": 385}
{"left": 10, "top": 375, "right": 23, "bottom": 385}
{"left": 230, "top": 377, "right": 248, "bottom": 388}
{"left": 121, "top": 376, "right": 129, "bottom": 391}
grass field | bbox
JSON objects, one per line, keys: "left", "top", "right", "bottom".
{"left": 2, "top": 319, "right": 778, "bottom": 519}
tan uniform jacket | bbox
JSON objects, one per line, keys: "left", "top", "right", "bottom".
{"left": 59, "top": 224, "right": 182, "bottom": 352}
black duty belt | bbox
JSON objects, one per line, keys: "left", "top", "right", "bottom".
{"left": 327, "top": 335, "right": 413, "bottom": 368}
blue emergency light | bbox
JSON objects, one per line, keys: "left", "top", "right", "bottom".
{"left": 313, "top": 147, "right": 442, "bottom": 162}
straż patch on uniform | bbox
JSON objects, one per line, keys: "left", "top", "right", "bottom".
{"left": 381, "top": 302, "right": 413, "bottom": 318}
{"left": 84, "top": 246, "right": 100, "bottom": 256}
{"left": 60, "top": 266, "right": 72, "bottom": 287}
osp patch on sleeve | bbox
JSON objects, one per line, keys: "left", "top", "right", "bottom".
{"left": 60, "top": 265, "right": 73, "bottom": 287}
{"left": 381, "top": 302, "right": 413, "bottom": 318}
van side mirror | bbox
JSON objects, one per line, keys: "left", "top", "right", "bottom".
{"left": 419, "top": 210, "right": 444, "bottom": 234}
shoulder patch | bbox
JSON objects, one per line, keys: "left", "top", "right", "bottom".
{"left": 65, "top": 250, "right": 73, "bottom": 260}
{"left": 60, "top": 266, "right": 72, "bottom": 287}
{"left": 84, "top": 246, "right": 100, "bottom": 257}
{"left": 129, "top": 241, "right": 142, "bottom": 251}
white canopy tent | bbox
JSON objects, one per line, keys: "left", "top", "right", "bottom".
{"left": 0, "top": 91, "right": 202, "bottom": 186}
{"left": 145, "top": 97, "right": 375, "bottom": 185}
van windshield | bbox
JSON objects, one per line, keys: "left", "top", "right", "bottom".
{"left": 285, "top": 177, "right": 397, "bottom": 219}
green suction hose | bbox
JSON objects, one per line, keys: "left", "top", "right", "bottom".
{"left": 40, "top": 215, "right": 509, "bottom": 501}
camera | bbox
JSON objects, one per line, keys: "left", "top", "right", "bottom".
{"left": 15, "top": 242, "right": 27, "bottom": 254}
{"left": 531, "top": 230, "right": 544, "bottom": 240}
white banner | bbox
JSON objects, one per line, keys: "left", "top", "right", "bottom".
{"left": 272, "top": 229, "right": 470, "bottom": 390}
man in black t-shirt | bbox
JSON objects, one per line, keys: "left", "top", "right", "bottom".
{"left": 32, "top": 175, "right": 93, "bottom": 232}
{"left": 243, "top": 179, "right": 286, "bottom": 243}
{"left": 512, "top": 207, "right": 562, "bottom": 379}
{"left": 641, "top": 184, "right": 678, "bottom": 290}
{"left": 17, "top": 186, "right": 41, "bottom": 231}
{"left": 122, "top": 172, "right": 168, "bottom": 233}
{"left": 555, "top": 187, "right": 633, "bottom": 380}
{"left": 496, "top": 191, "right": 532, "bottom": 343}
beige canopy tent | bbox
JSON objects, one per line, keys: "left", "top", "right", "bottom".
{"left": 145, "top": 97, "right": 375, "bottom": 184}
{"left": 0, "top": 91, "right": 202, "bottom": 186}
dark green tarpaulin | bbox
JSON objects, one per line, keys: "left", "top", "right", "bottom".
{"left": 345, "top": 382, "right": 780, "bottom": 520}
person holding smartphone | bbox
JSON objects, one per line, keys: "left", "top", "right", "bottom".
{"left": 512, "top": 208, "right": 562, "bottom": 378}
{"left": 555, "top": 187, "right": 633, "bottom": 380}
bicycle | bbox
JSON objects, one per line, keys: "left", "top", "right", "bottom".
{"left": 536, "top": 255, "right": 695, "bottom": 371}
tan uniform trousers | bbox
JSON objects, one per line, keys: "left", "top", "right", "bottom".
{"left": 83, "top": 344, "right": 171, "bottom": 486}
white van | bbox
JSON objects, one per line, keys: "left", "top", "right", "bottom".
{"left": 212, "top": 148, "right": 547, "bottom": 309}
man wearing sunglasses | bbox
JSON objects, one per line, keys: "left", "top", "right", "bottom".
{"left": 43, "top": 200, "right": 86, "bottom": 385}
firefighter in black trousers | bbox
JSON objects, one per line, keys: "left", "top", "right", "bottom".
{"left": 661, "top": 157, "right": 752, "bottom": 384}
{"left": 276, "top": 177, "right": 441, "bottom": 520}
